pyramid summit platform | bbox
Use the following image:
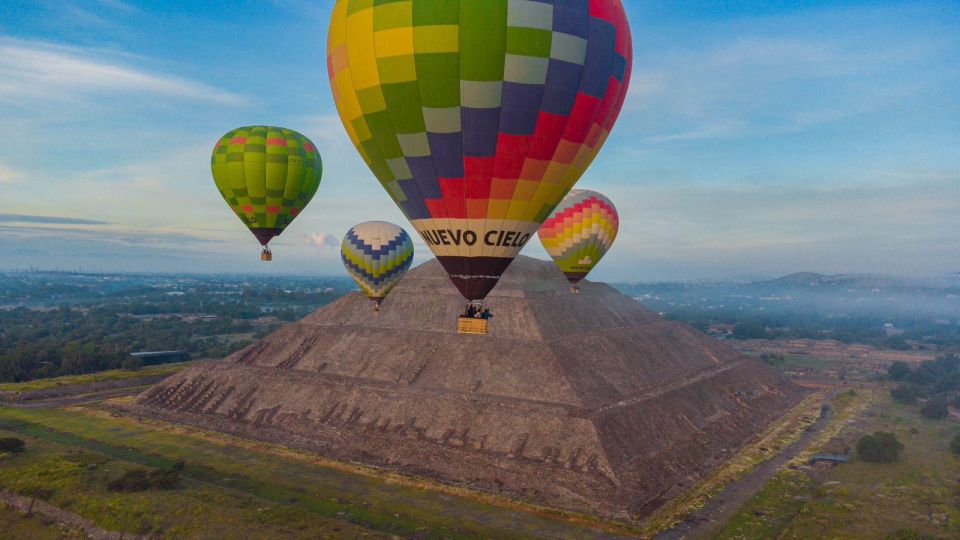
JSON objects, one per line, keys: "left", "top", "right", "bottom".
{"left": 134, "top": 256, "right": 804, "bottom": 517}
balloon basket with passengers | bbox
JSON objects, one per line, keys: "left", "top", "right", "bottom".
{"left": 210, "top": 1, "right": 632, "bottom": 335}
{"left": 458, "top": 301, "right": 493, "bottom": 335}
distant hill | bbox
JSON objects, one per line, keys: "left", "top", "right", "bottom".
{"left": 761, "top": 272, "right": 898, "bottom": 290}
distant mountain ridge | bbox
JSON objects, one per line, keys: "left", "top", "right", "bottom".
{"left": 761, "top": 272, "right": 898, "bottom": 289}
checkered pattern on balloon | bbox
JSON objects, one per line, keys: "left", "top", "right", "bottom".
{"left": 328, "top": 0, "right": 631, "bottom": 300}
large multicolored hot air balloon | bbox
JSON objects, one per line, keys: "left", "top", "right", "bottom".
{"left": 341, "top": 221, "right": 415, "bottom": 308}
{"left": 538, "top": 188, "right": 618, "bottom": 286}
{"left": 327, "top": 0, "right": 632, "bottom": 300}
{"left": 211, "top": 126, "right": 323, "bottom": 260}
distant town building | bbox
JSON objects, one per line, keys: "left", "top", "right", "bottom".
{"left": 707, "top": 323, "right": 736, "bottom": 337}
{"left": 130, "top": 350, "right": 190, "bottom": 365}
{"left": 808, "top": 453, "right": 849, "bottom": 466}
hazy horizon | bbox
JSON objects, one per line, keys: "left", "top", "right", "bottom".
{"left": 1, "top": 1, "right": 958, "bottom": 281}
{"left": 1, "top": 255, "right": 957, "bottom": 285}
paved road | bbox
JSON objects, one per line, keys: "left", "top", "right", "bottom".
{"left": 655, "top": 398, "right": 833, "bottom": 540}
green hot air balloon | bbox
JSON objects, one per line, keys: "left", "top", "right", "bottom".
{"left": 211, "top": 126, "right": 322, "bottom": 260}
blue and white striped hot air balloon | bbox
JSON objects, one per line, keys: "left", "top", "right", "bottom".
{"left": 341, "top": 221, "right": 415, "bottom": 309}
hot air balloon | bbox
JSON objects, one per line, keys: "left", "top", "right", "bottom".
{"left": 211, "top": 126, "right": 323, "bottom": 261}
{"left": 341, "top": 221, "right": 415, "bottom": 310}
{"left": 326, "top": 0, "right": 632, "bottom": 301}
{"left": 538, "top": 189, "right": 618, "bottom": 291}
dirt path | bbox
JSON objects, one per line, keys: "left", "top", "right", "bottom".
{"left": 5, "top": 385, "right": 150, "bottom": 409}
{"left": 655, "top": 399, "right": 834, "bottom": 540}
{"left": 0, "top": 490, "right": 147, "bottom": 540}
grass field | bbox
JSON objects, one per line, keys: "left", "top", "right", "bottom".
{"left": 0, "top": 362, "right": 194, "bottom": 394}
{"left": 0, "top": 503, "right": 85, "bottom": 539}
{"left": 0, "top": 404, "right": 635, "bottom": 539}
{"left": 780, "top": 355, "right": 839, "bottom": 370}
{"left": 714, "top": 389, "right": 960, "bottom": 539}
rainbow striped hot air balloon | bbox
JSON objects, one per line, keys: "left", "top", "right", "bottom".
{"left": 327, "top": 0, "right": 632, "bottom": 300}
{"left": 211, "top": 126, "right": 323, "bottom": 260}
{"left": 538, "top": 189, "right": 618, "bottom": 286}
{"left": 341, "top": 221, "right": 415, "bottom": 308}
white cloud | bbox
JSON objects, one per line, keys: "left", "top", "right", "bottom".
{"left": 0, "top": 38, "right": 247, "bottom": 106}
{"left": 94, "top": 0, "right": 139, "bottom": 13}
{"left": 588, "top": 173, "right": 960, "bottom": 279}
{"left": 0, "top": 164, "right": 22, "bottom": 184}
{"left": 303, "top": 232, "right": 340, "bottom": 250}
{"left": 624, "top": 23, "right": 952, "bottom": 143}
{"left": 297, "top": 114, "right": 358, "bottom": 146}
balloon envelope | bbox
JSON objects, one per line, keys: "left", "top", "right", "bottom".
{"left": 327, "top": 0, "right": 632, "bottom": 299}
{"left": 538, "top": 189, "right": 618, "bottom": 284}
{"left": 211, "top": 126, "right": 322, "bottom": 248}
{"left": 341, "top": 221, "right": 415, "bottom": 304}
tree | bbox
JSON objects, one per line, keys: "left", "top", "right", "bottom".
{"left": 0, "top": 437, "right": 25, "bottom": 453}
{"left": 731, "top": 322, "right": 766, "bottom": 340}
{"left": 921, "top": 398, "right": 949, "bottom": 420}
{"left": 950, "top": 434, "right": 960, "bottom": 455}
{"left": 887, "top": 361, "right": 911, "bottom": 381}
{"left": 886, "top": 529, "right": 935, "bottom": 540}
{"left": 107, "top": 467, "right": 180, "bottom": 492}
{"left": 760, "top": 353, "right": 785, "bottom": 367}
{"left": 857, "top": 431, "right": 903, "bottom": 463}
{"left": 891, "top": 384, "right": 922, "bottom": 404}
{"left": 121, "top": 356, "right": 143, "bottom": 371}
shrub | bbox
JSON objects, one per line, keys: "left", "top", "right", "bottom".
{"left": 891, "top": 384, "right": 923, "bottom": 404}
{"left": 951, "top": 434, "right": 960, "bottom": 455}
{"left": 857, "top": 431, "right": 904, "bottom": 463}
{"left": 16, "top": 485, "right": 53, "bottom": 500}
{"left": 148, "top": 469, "right": 180, "bottom": 489}
{"left": 120, "top": 356, "right": 143, "bottom": 371}
{"left": 107, "top": 467, "right": 180, "bottom": 492}
{"left": 887, "top": 361, "right": 911, "bottom": 381}
{"left": 0, "top": 437, "right": 25, "bottom": 453}
{"left": 921, "top": 398, "right": 949, "bottom": 420}
{"left": 886, "top": 528, "right": 935, "bottom": 540}
{"left": 759, "top": 353, "right": 785, "bottom": 367}
{"left": 108, "top": 469, "right": 149, "bottom": 492}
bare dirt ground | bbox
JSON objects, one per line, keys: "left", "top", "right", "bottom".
{"left": 731, "top": 338, "right": 936, "bottom": 365}
{"left": 6, "top": 384, "right": 153, "bottom": 409}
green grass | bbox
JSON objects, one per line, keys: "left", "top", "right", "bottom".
{"left": 0, "top": 363, "right": 193, "bottom": 394}
{"left": 712, "top": 469, "right": 816, "bottom": 539}
{"left": 0, "top": 502, "right": 86, "bottom": 539}
{"left": 0, "top": 405, "right": 630, "bottom": 539}
{"left": 715, "top": 391, "right": 960, "bottom": 539}
{"left": 0, "top": 439, "right": 380, "bottom": 538}
{"left": 780, "top": 355, "right": 841, "bottom": 370}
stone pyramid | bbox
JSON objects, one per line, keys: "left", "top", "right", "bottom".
{"left": 135, "top": 256, "right": 804, "bottom": 517}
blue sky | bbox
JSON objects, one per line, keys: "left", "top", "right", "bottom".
{"left": 0, "top": 0, "right": 957, "bottom": 280}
